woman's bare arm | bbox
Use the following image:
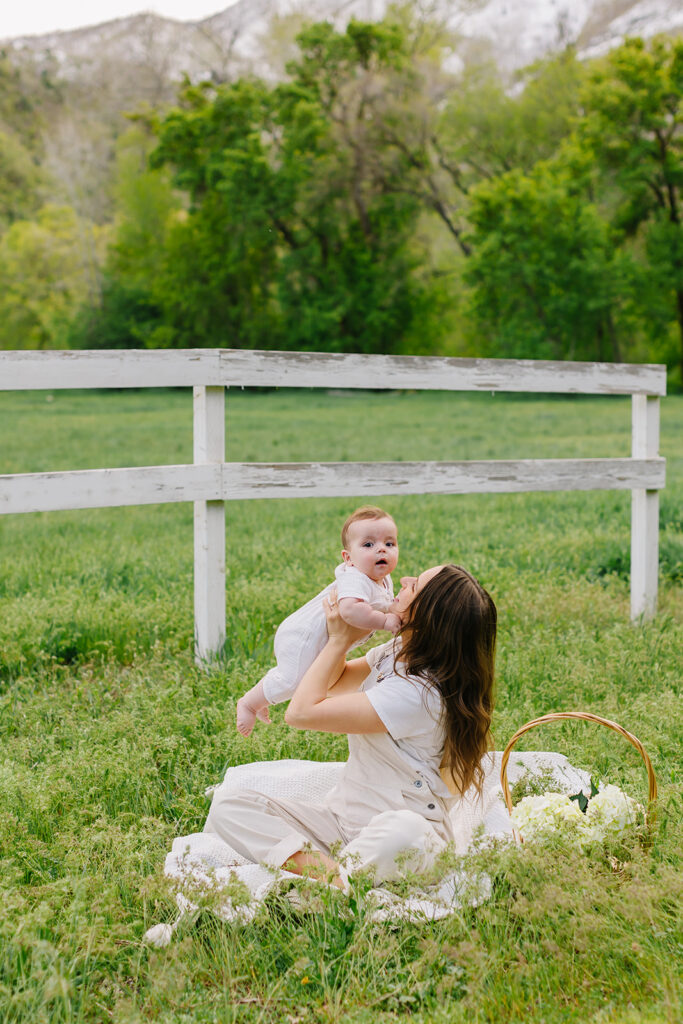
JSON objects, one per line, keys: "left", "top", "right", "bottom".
{"left": 285, "top": 689, "right": 386, "bottom": 733}
{"left": 327, "top": 654, "right": 371, "bottom": 695}
{"left": 285, "top": 598, "right": 387, "bottom": 734}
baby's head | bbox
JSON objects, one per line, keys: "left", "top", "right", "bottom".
{"left": 341, "top": 505, "right": 398, "bottom": 582}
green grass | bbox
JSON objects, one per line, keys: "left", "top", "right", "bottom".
{"left": 0, "top": 388, "right": 681, "bottom": 1023}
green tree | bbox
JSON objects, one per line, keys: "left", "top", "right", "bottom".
{"left": 440, "top": 48, "right": 585, "bottom": 182}
{"left": 0, "top": 50, "right": 58, "bottom": 230}
{"left": 69, "top": 125, "right": 180, "bottom": 349}
{"left": 0, "top": 205, "right": 106, "bottom": 349}
{"left": 579, "top": 37, "right": 683, "bottom": 380}
{"left": 0, "top": 49, "right": 57, "bottom": 152}
{"left": 108, "top": 126, "right": 179, "bottom": 288}
{"left": 0, "top": 130, "right": 44, "bottom": 229}
{"left": 369, "top": 45, "right": 585, "bottom": 260}
{"left": 149, "top": 20, "right": 437, "bottom": 353}
{"left": 464, "top": 163, "right": 630, "bottom": 361}
{"left": 149, "top": 77, "right": 283, "bottom": 349}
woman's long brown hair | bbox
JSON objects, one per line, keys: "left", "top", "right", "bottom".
{"left": 398, "top": 565, "right": 497, "bottom": 797}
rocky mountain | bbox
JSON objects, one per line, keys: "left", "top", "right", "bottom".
{"left": 2, "top": 1, "right": 680, "bottom": 224}
{"left": 4, "top": 0, "right": 683, "bottom": 83}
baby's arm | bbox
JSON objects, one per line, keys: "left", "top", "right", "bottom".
{"left": 338, "top": 597, "right": 401, "bottom": 634}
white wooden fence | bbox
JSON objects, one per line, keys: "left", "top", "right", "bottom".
{"left": 0, "top": 349, "right": 667, "bottom": 660}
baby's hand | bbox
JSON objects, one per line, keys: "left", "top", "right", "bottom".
{"left": 383, "top": 613, "right": 401, "bottom": 635}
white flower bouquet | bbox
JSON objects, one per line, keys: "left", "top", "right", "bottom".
{"left": 510, "top": 782, "right": 645, "bottom": 847}
{"left": 501, "top": 711, "right": 657, "bottom": 850}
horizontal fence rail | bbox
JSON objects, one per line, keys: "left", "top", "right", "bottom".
{"left": 0, "top": 348, "right": 667, "bottom": 395}
{"left": 0, "top": 349, "right": 667, "bottom": 659}
{"left": 0, "top": 459, "right": 667, "bottom": 514}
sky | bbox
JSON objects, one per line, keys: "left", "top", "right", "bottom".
{"left": 0, "top": 2, "right": 234, "bottom": 40}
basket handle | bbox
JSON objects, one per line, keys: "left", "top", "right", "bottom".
{"left": 500, "top": 711, "right": 658, "bottom": 825}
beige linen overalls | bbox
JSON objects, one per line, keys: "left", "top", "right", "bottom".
{"left": 205, "top": 647, "right": 456, "bottom": 884}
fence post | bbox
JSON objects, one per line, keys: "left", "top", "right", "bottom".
{"left": 193, "top": 385, "right": 225, "bottom": 662}
{"left": 631, "top": 394, "right": 660, "bottom": 621}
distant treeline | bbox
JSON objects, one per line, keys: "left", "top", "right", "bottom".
{"left": 0, "top": 10, "right": 681, "bottom": 386}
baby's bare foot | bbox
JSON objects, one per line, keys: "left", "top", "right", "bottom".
{"left": 236, "top": 696, "right": 256, "bottom": 737}
{"left": 256, "top": 705, "right": 271, "bottom": 724}
{"left": 236, "top": 695, "right": 271, "bottom": 737}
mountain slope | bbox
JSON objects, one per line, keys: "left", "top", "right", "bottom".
{"left": 4, "top": 1, "right": 682, "bottom": 81}
{"left": 2, "top": 1, "right": 680, "bottom": 223}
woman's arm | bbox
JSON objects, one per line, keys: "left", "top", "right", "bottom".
{"left": 284, "top": 597, "right": 388, "bottom": 735}
{"left": 328, "top": 654, "right": 373, "bottom": 695}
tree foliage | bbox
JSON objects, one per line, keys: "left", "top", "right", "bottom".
{"left": 147, "top": 20, "right": 440, "bottom": 353}
{"left": 464, "top": 162, "right": 629, "bottom": 361}
{"left": 1, "top": 11, "right": 682, "bottom": 383}
{"left": 0, "top": 130, "right": 45, "bottom": 229}
{"left": 0, "top": 205, "right": 106, "bottom": 349}
{"left": 67, "top": 126, "right": 179, "bottom": 349}
{"left": 457, "top": 35, "right": 682, "bottom": 379}
{"left": 0, "top": 51, "right": 55, "bottom": 230}
{"left": 579, "top": 37, "right": 683, "bottom": 379}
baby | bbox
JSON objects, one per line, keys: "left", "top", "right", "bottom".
{"left": 236, "top": 505, "right": 401, "bottom": 736}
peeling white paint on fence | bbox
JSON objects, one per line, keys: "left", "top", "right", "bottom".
{"left": 0, "top": 464, "right": 221, "bottom": 513}
{"left": 0, "top": 458, "right": 666, "bottom": 514}
{"left": 631, "top": 395, "right": 661, "bottom": 621}
{"left": 221, "top": 458, "right": 666, "bottom": 500}
{"left": 0, "top": 348, "right": 667, "bottom": 395}
{"left": 0, "top": 349, "right": 667, "bottom": 659}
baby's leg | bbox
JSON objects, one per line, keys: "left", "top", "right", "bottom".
{"left": 260, "top": 664, "right": 300, "bottom": 705}
{"left": 237, "top": 614, "right": 324, "bottom": 736}
{"left": 236, "top": 663, "right": 302, "bottom": 736}
{"left": 236, "top": 679, "right": 272, "bottom": 737}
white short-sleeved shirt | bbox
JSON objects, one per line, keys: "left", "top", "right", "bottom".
{"left": 362, "top": 642, "right": 448, "bottom": 793}
{"left": 334, "top": 563, "right": 394, "bottom": 610}
{"left": 323, "top": 640, "right": 454, "bottom": 836}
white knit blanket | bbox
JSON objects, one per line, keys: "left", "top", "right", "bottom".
{"left": 144, "top": 752, "right": 589, "bottom": 945}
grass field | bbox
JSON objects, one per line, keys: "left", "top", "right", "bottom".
{"left": 0, "top": 388, "right": 681, "bottom": 1023}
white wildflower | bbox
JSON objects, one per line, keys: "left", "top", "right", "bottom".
{"left": 143, "top": 922, "right": 175, "bottom": 947}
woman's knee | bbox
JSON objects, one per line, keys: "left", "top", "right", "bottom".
{"left": 204, "top": 788, "right": 261, "bottom": 838}
{"left": 341, "top": 810, "right": 443, "bottom": 883}
{"left": 373, "top": 809, "right": 435, "bottom": 846}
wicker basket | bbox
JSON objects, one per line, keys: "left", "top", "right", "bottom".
{"left": 500, "top": 711, "right": 658, "bottom": 840}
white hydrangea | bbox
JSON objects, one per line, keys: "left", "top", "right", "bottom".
{"left": 579, "top": 783, "right": 644, "bottom": 844}
{"left": 510, "top": 791, "right": 585, "bottom": 843}
{"left": 510, "top": 784, "right": 644, "bottom": 848}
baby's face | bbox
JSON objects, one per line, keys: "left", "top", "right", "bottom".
{"left": 342, "top": 517, "right": 399, "bottom": 582}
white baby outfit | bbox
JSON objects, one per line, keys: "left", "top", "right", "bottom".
{"left": 260, "top": 563, "right": 394, "bottom": 705}
{"left": 206, "top": 640, "right": 455, "bottom": 884}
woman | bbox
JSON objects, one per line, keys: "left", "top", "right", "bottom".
{"left": 204, "top": 564, "right": 497, "bottom": 888}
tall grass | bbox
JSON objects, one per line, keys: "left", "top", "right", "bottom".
{"left": 0, "top": 389, "right": 681, "bottom": 1022}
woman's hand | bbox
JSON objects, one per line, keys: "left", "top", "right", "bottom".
{"left": 323, "top": 588, "right": 371, "bottom": 645}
